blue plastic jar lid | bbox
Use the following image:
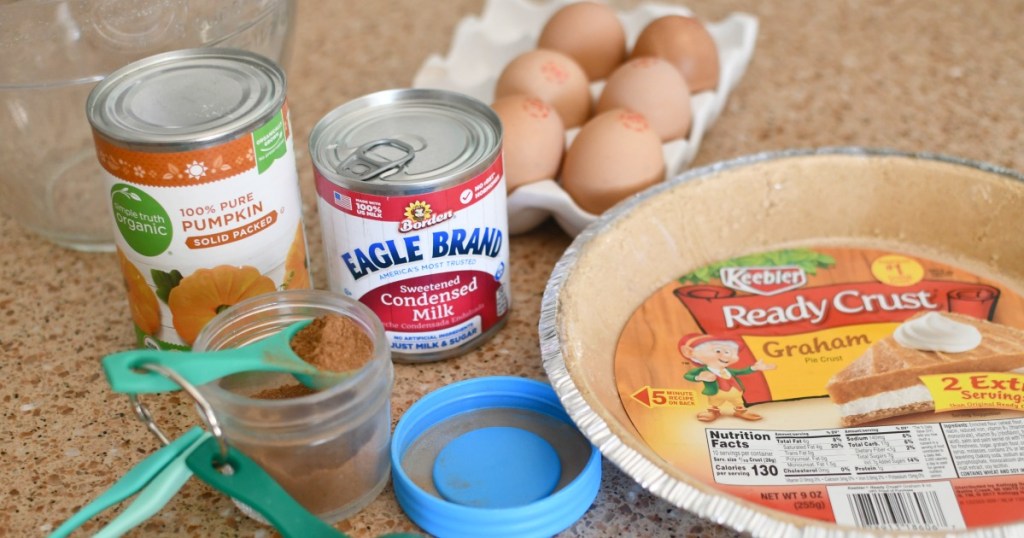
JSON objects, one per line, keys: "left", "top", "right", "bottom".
{"left": 391, "top": 376, "right": 602, "bottom": 538}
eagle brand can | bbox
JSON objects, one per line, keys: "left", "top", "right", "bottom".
{"left": 87, "top": 49, "right": 311, "bottom": 350}
{"left": 310, "top": 89, "right": 510, "bottom": 362}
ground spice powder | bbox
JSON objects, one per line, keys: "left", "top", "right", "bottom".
{"left": 253, "top": 383, "right": 317, "bottom": 400}
{"left": 253, "top": 314, "right": 374, "bottom": 400}
{"left": 290, "top": 314, "right": 374, "bottom": 373}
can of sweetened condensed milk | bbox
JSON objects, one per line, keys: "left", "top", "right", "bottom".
{"left": 87, "top": 49, "right": 311, "bottom": 351}
{"left": 310, "top": 89, "right": 510, "bottom": 362}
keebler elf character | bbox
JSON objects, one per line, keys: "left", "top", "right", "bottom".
{"left": 680, "top": 333, "right": 776, "bottom": 422}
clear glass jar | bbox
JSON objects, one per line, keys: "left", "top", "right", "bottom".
{"left": 193, "top": 289, "right": 393, "bottom": 523}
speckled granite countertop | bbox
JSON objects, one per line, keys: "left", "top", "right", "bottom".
{"left": 4, "top": 1, "right": 1024, "bottom": 536}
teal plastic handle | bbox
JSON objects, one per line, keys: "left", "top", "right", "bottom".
{"left": 48, "top": 427, "right": 205, "bottom": 538}
{"left": 102, "top": 321, "right": 315, "bottom": 394}
{"left": 186, "top": 437, "right": 348, "bottom": 538}
{"left": 93, "top": 432, "right": 211, "bottom": 538}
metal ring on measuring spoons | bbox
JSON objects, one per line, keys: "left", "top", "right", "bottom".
{"left": 129, "top": 391, "right": 172, "bottom": 446}
{"left": 128, "top": 362, "right": 231, "bottom": 464}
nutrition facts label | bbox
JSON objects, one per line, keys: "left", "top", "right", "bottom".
{"left": 707, "top": 418, "right": 1024, "bottom": 486}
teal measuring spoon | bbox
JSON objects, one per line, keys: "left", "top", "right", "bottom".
{"left": 102, "top": 320, "right": 350, "bottom": 393}
{"left": 92, "top": 431, "right": 211, "bottom": 538}
{"left": 48, "top": 427, "right": 205, "bottom": 538}
{"left": 186, "top": 436, "right": 348, "bottom": 538}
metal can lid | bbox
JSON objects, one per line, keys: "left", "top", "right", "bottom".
{"left": 310, "top": 88, "right": 501, "bottom": 196}
{"left": 391, "top": 376, "right": 601, "bottom": 538}
{"left": 87, "top": 48, "right": 285, "bottom": 150}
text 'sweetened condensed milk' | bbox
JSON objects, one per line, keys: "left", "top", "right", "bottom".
{"left": 87, "top": 49, "right": 311, "bottom": 351}
{"left": 310, "top": 89, "right": 510, "bottom": 362}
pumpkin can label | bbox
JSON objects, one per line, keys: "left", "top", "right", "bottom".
{"left": 96, "top": 107, "right": 309, "bottom": 350}
{"left": 87, "top": 50, "right": 310, "bottom": 350}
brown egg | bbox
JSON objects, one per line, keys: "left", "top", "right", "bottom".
{"left": 491, "top": 95, "right": 565, "bottom": 192}
{"left": 597, "top": 57, "right": 692, "bottom": 141}
{"left": 494, "top": 49, "right": 591, "bottom": 128}
{"left": 537, "top": 2, "right": 627, "bottom": 80}
{"left": 630, "top": 15, "right": 720, "bottom": 93}
{"left": 560, "top": 109, "right": 665, "bottom": 214}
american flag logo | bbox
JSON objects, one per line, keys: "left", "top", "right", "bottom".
{"left": 334, "top": 191, "right": 352, "bottom": 210}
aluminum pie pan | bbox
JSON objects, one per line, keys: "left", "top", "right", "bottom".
{"left": 539, "top": 147, "right": 1024, "bottom": 538}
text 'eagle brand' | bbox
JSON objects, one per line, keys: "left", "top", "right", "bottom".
{"left": 342, "top": 227, "right": 503, "bottom": 280}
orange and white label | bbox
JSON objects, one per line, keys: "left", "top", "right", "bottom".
{"left": 96, "top": 105, "right": 310, "bottom": 350}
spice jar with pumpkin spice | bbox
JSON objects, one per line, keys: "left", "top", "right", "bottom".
{"left": 194, "top": 289, "right": 392, "bottom": 523}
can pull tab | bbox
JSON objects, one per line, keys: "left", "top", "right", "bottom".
{"left": 339, "top": 139, "right": 415, "bottom": 181}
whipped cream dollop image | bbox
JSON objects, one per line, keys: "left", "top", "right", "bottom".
{"left": 893, "top": 311, "right": 982, "bottom": 353}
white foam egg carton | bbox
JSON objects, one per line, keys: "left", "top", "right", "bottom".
{"left": 413, "top": 0, "right": 759, "bottom": 236}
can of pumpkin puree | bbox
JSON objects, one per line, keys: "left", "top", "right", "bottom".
{"left": 87, "top": 49, "right": 311, "bottom": 351}
{"left": 310, "top": 89, "right": 510, "bottom": 362}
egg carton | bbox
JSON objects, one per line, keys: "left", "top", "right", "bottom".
{"left": 413, "top": 0, "right": 759, "bottom": 236}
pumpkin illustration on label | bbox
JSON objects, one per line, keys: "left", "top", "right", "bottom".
{"left": 167, "top": 265, "right": 277, "bottom": 345}
{"left": 116, "top": 248, "right": 161, "bottom": 336}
